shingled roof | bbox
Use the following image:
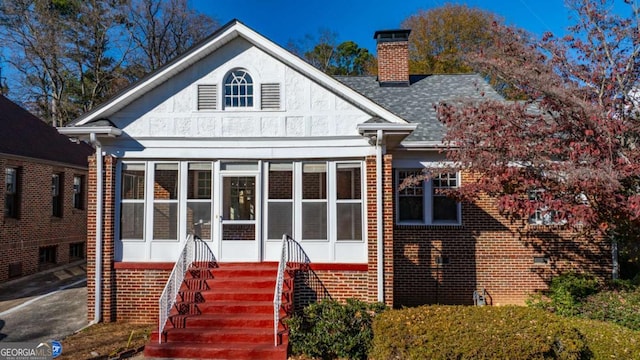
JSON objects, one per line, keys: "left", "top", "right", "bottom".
{"left": 336, "top": 74, "right": 504, "bottom": 142}
{"left": 0, "top": 96, "right": 93, "bottom": 168}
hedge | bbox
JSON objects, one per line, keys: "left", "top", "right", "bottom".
{"left": 371, "top": 305, "right": 587, "bottom": 360}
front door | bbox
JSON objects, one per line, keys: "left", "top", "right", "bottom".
{"left": 218, "top": 174, "right": 259, "bottom": 261}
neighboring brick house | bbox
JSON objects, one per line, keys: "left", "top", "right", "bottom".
{"left": 59, "top": 20, "right": 611, "bottom": 325}
{"left": 0, "top": 95, "right": 93, "bottom": 283}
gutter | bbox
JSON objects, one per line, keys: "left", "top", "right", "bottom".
{"left": 376, "top": 129, "right": 384, "bottom": 303}
{"left": 90, "top": 132, "right": 103, "bottom": 324}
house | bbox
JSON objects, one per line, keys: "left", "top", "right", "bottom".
{"left": 59, "top": 20, "right": 610, "bottom": 358}
{"left": 0, "top": 95, "right": 93, "bottom": 283}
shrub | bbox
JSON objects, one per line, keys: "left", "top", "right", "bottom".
{"left": 370, "top": 305, "right": 587, "bottom": 360}
{"left": 579, "top": 287, "right": 640, "bottom": 331}
{"left": 528, "top": 272, "right": 601, "bottom": 317}
{"left": 286, "top": 298, "right": 387, "bottom": 360}
{"left": 569, "top": 317, "right": 640, "bottom": 359}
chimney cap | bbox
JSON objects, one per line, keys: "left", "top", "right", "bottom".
{"left": 373, "top": 29, "right": 411, "bottom": 42}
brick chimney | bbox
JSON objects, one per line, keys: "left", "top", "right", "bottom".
{"left": 374, "top": 29, "right": 411, "bottom": 86}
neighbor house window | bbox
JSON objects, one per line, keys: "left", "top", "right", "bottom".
{"left": 39, "top": 245, "right": 57, "bottom": 269}
{"left": 52, "top": 173, "right": 63, "bottom": 217}
{"left": 69, "top": 242, "right": 85, "bottom": 260}
{"left": 396, "top": 169, "right": 461, "bottom": 225}
{"left": 120, "top": 163, "right": 145, "bottom": 240}
{"left": 4, "top": 167, "right": 19, "bottom": 218}
{"left": 73, "top": 176, "right": 84, "bottom": 210}
{"left": 224, "top": 69, "right": 253, "bottom": 107}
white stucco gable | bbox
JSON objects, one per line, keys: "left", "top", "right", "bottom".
{"left": 108, "top": 37, "right": 372, "bottom": 139}
{"left": 67, "top": 20, "right": 409, "bottom": 140}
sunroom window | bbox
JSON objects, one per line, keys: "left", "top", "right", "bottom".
{"left": 120, "top": 163, "right": 145, "bottom": 240}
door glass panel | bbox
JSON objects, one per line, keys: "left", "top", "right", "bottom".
{"left": 223, "top": 176, "right": 255, "bottom": 220}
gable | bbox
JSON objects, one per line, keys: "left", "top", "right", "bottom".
{"left": 66, "top": 20, "right": 410, "bottom": 145}
{"left": 109, "top": 37, "right": 372, "bottom": 139}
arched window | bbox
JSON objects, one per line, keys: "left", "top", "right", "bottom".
{"left": 224, "top": 70, "right": 253, "bottom": 107}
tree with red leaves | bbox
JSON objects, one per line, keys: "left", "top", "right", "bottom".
{"left": 437, "top": 0, "right": 640, "bottom": 278}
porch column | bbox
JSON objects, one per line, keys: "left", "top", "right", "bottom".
{"left": 86, "top": 154, "right": 117, "bottom": 322}
{"left": 366, "top": 154, "right": 394, "bottom": 306}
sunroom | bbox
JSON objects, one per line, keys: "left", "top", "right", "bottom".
{"left": 116, "top": 159, "right": 367, "bottom": 264}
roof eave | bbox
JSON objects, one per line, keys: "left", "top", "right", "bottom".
{"left": 57, "top": 126, "right": 122, "bottom": 138}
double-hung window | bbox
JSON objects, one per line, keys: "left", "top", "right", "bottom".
{"left": 73, "top": 176, "right": 84, "bottom": 210}
{"left": 397, "top": 169, "right": 461, "bottom": 225}
{"left": 52, "top": 173, "right": 63, "bottom": 217}
{"left": 120, "top": 163, "right": 145, "bottom": 240}
{"left": 4, "top": 167, "right": 19, "bottom": 218}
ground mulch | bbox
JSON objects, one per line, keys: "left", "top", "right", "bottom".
{"left": 57, "top": 322, "right": 153, "bottom": 360}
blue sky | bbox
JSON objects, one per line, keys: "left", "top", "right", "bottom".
{"left": 191, "top": 0, "right": 599, "bottom": 51}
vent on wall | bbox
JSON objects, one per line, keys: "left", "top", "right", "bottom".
{"left": 261, "top": 83, "right": 280, "bottom": 110}
{"left": 197, "top": 84, "right": 217, "bottom": 110}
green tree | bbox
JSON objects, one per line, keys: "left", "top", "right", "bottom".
{"left": 289, "top": 29, "right": 375, "bottom": 75}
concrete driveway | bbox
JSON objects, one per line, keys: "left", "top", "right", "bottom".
{"left": 0, "top": 262, "right": 88, "bottom": 343}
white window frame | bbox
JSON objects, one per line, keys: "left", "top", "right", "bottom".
{"left": 264, "top": 160, "right": 366, "bottom": 243}
{"left": 224, "top": 69, "right": 254, "bottom": 109}
{"left": 395, "top": 169, "right": 462, "bottom": 225}
{"left": 119, "top": 162, "right": 146, "bottom": 242}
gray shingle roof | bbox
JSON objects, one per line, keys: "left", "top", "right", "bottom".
{"left": 335, "top": 74, "right": 503, "bottom": 142}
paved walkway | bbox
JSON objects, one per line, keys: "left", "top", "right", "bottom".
{"left": 0, "top": 261, "right": 88, "bottom": 343}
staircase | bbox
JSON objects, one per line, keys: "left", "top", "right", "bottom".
{"left": 145, "top": 262, "right": 291, "bottom": 360}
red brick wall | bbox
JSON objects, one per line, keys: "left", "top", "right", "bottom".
{"left": 376, "top": 41, "right": 409, "bottom": 84}
{"left": 114, "top": 263, "right": 172, "bottom": 323}
{"left": 392, "top": 171, "right": 612, "bottom": 306}
{"left": 0, "top": 155, "right": 88, "bottom": 283}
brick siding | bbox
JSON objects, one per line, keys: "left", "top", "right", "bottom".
{"left": 392, "top": 171, "right": 611, "bottom": 306}
{"left": 376, "top": 42, "right": 409, "bottom": 84}
{"left": 0, "top": 155, "right": 88, "bottom": 283}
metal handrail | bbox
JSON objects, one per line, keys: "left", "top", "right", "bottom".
{"left": 273, "top": 234, "right": 310, "bottom": 346}
{"left": 158, "top": 234, "right": 216, "bottom": 343}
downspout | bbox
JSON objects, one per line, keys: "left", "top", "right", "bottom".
{"left": 376, "top": 129, "right": 384, "bottom": 303}
{"left": 89, "top": 132, "right": 103, "bottom": 324}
